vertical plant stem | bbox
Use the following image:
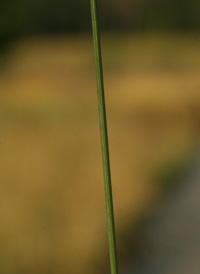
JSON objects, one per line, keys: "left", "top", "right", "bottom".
{"left": 90, "top": 1, "right": 118, "bottom": 274}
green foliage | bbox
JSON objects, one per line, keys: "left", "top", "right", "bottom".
{"left": 0, "top": 0, "right": 200, "bottom": 50}
{"left": 144, "top": 0, "right": 200, "bottom": 30}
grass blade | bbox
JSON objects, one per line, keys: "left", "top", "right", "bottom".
{"left": 90, "top": 1, "right": 118, "bottom": 274}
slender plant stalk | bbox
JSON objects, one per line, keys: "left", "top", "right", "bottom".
{"left": 90, "top": 1, "right": 118, "bottom": 274}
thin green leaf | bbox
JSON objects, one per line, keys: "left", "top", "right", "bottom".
{"left": 90, "top": 1, "right": 118, "bottom": 274}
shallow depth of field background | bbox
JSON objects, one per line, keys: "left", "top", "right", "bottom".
{"left": 0, "top": 1, "right": 200, "bottom": 274}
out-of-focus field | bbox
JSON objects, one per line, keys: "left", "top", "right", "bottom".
{"left": 0, "top": 33, "right": 200, "bottom": 274}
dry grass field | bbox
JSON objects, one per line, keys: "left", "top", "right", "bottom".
{"left": 0, "top": 33, "right": 200, "bottom": 274}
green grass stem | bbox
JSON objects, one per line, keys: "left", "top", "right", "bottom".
{"left": 90, "top": 1, "right": 118, "bottom": 274}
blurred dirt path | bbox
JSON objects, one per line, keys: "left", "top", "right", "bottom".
{"left": 123, "top": 147, "right": 200, "bottom": 274}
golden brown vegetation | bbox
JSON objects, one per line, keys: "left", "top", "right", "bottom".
{"left": 0, "top": 33, "right": 200, "bottom": 273}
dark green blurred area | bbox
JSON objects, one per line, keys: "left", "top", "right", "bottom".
{"left": 1, "top": 0, "right": 200, "bottom": 50}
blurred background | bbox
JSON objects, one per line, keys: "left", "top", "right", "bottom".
{"left": 0, "top": 0, "right": 200, "bottom": 273}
